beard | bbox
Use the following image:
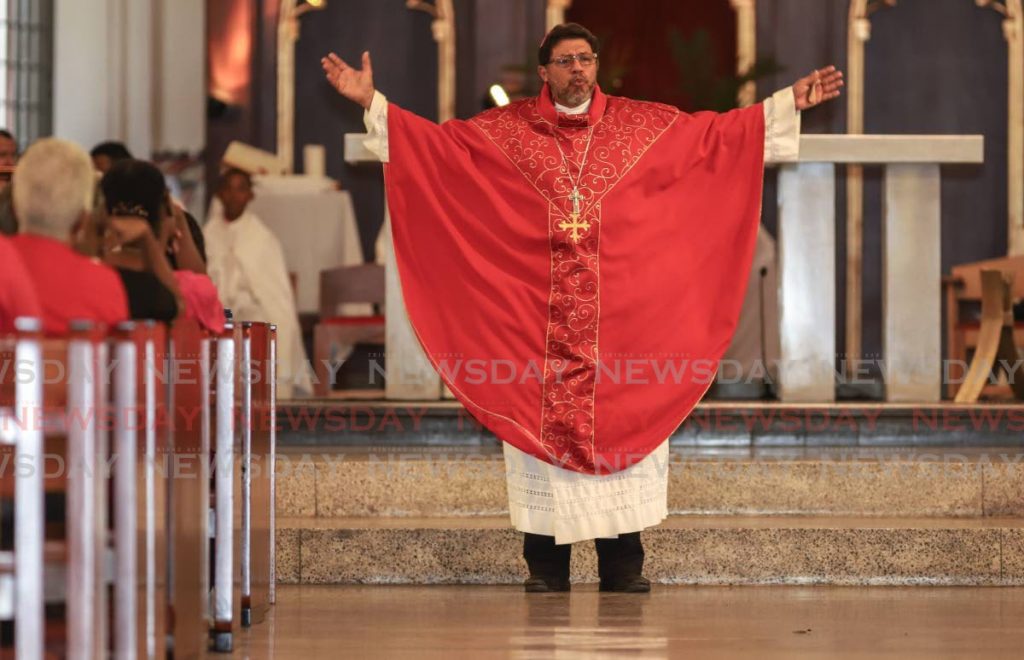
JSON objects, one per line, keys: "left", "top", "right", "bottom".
{"left": 553, "top": 78, "right": 595, "bottom": 108}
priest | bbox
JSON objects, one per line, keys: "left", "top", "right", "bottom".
{"left": 204, "top": 168, "right": 313, "bottom": 398}
{"left": 322, "top": 23, "right": 843, "bottom": 592}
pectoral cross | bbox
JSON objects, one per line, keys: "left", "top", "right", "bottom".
{"left": 558, "top": 187, "right": 591, "bottom": 243}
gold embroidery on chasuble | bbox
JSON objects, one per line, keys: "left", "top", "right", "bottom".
{"left": 471, "top": 98, "right": 677, "bottom": 472}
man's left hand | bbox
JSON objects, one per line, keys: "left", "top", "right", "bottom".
{"left": 793, "top": 66, "right": 844, "bottom": 111}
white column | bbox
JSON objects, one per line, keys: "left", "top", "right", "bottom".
{"left": 123, "top": 0, "right": 154, "bottom": 156}
{"left": 53, "top": 0, "right": 204, "bottom": 154}
{"left": 53, "top": 0, "right": 118, "bottom": 146}
{"left": 545, "top": 0, "right": 572, "bottom": 31}
{"left": 154, "top": 0, "right": 205, "bottom": 152}
{"left": 346, "top": 135, "right": 444, "bottom": 400}
{"left": 883, "top": 164, "right": 942, "bottom": 402}
{"left": 777, "top": 162, "right": 836, "bottom": 402}
{"left": 380, "top": 212, "right": 443, "bottom": 400}
{"left": 277, "top": 0, "right": 297, "bottom": 172}
{"left": 1005, "top": 9, "right": 1024, "bottom": 255}
{"left": 729, "top": 0, "right": 757, "bottom": 107}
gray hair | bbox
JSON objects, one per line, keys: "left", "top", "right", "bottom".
{"left": 12, "top": 138, "right": 95, "bottom": 240}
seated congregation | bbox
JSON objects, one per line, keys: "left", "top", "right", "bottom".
{"left": 0, "top": 132, "right": 285, "bottom": 654}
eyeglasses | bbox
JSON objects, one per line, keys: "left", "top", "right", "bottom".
{"left": 548, "top": 53, "right": 598, "bottom": 68}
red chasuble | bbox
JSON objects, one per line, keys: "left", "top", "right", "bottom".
{"left": 384, "top": 84, "right": 765, "bottom": 475}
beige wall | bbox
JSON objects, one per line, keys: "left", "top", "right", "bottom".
{"left": 53, "top": 0, "right": 205, "bottom": 156}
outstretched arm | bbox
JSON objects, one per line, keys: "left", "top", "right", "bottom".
{"left": 763, "top": 65, "right": 844, "bottom": 163}
{"left": 322, "top": 50, "right": 390, "bottom": 161}
{"left": 321, "top": 51, "right": 376, "bottom": 109}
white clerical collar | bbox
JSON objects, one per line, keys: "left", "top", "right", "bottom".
{"left": 554, "top": 97, "right": 591, "bottom": 115}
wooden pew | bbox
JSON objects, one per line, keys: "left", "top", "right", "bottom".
{"left": 0, "top": 320, "right": 109, "bottom": 659}
{"left": 1, "top": 317, "right": 278, "bottom": 656}
{"left": 111, "top": 321, "right": 169, "bottom": 658}
{"left": 268, "top": 324, "right": 277, "bottom": 608}
{"left": 0, "top": 318, "right": 46, "bottom": 658}
{"left": 209, "top": 323, "right": 236, "bottom": 653}
{"left": 165, "top": 320, "right": 212, "bottom": 659}
{"left": 207, "top": 321, "right": 279, "bottom": 651}
{"left": 65, "top": 322, "right": 109, "bottom": 659}
{"left": 241, "top": 322, "right": 273, "bottom": 627}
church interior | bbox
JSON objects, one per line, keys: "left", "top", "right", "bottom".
{"left": 1, "top": 0, "right": 1024, "bottom": 657}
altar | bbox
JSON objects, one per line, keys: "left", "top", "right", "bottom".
{"left": 249, "top": 185, "right": 364, "bottom": 314}
{"left": 777, "top": 134, "right": 984, "bottom": 402}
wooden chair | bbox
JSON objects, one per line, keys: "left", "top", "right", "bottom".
{"left": 953, "top": 270, "right": 1024, "bottom": 403}
{"left": 312, "top": 264, "right": 386, "bottom": 397}
{"left": 943, "top": 255, "right": 1024, "bottom": 399}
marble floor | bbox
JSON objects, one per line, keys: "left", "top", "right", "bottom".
{"left": 233, "top": 584, "right": 1024, "bottom": 658}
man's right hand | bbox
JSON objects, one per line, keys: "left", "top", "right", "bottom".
{"left": 321, "top": 51, "right": 375, "bottom": 110}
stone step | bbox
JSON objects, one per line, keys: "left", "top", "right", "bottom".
{"left": 276, "top": 401, "right": 1024, "bottom": 448}
{"left": 275, "top": 515, "right": 1024, "bottom": 586}
{"left": 276, "top": 447, "right": 1024, "bottom": 519}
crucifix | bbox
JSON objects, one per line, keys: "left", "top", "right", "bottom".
{"left": 558, "top": 188, "right": 591, "bottom": 243}
{"left": 569, "top": 187, "right": 582, "bottom": 215}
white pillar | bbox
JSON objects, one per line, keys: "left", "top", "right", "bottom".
{"left": 1005, "top": 9, "right": 1024, "bottom": 255}
{"left": 53, "top": 0, "right": 204, "bottom": 154}
{"left": 777, "top": 162, "right": 836, "bottom": 402}
{"left": 380, "top": 213, "right": 443, "bottom": 400}
{"left": 153, "top": 0, "right": 205, "bottom": 152}
{"left": 545, "top": 0, "right": 572, "bottom": 31}
{"left": 883, "top": 164, "right": 942, "bottom": 402}
{"left": 729, "top": 0, "right": 757, "bottom": 107}
{"left": 53, "top": 0, "right": 120, "bottom": 146}
{"left": 346, "top": 135, "right": 444, "bottom": 400}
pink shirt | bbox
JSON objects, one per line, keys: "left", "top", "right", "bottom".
{"left": 173, "top": 270, "right": 226, "bottom": 333}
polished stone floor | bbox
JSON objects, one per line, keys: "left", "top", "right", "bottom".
{"left": 233, "top": 584, "right": 1024, "bottom": 658}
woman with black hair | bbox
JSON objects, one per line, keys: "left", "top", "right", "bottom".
{"left": 101, "top": 159, "right": 224, "bottom": 331}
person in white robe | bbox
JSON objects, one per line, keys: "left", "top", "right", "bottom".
{"left": 204, "top": 168, "right": 313, "bottom": 398}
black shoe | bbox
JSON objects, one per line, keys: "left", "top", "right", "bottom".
{"left": 524, "top": 576, "right": 571, "bottom": 592}
{"left": 599, "top": 575, "right": 651, "bottom": 593}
